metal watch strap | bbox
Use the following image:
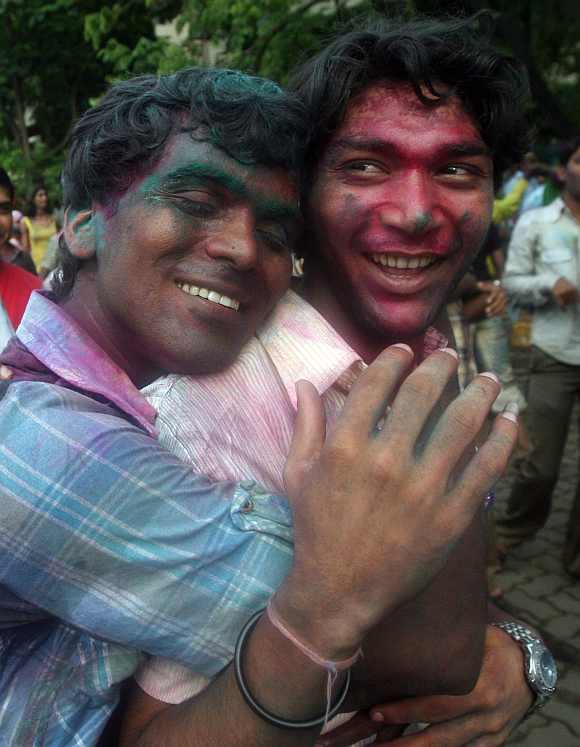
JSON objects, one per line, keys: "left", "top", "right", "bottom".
{"left": 493, "top": 621, "right": 539, "bottom": 646}
{"left": 492, "top": 621, "right": 556, "bottom": 718}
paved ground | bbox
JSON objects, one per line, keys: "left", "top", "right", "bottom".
{"left": 492, "top": 348, "right": 580, "bottom": 745}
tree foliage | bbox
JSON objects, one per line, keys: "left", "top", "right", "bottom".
{"left": 2, "top": 0, "right": 579, "bottom": 206}
{"left": 0, "top": 0, "right": 163, "bottom": 200}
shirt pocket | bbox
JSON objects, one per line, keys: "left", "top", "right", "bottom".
{"left": 542, "top": 245, "right": 576, "bottom": 282}
{"left": 543, "top": 247, "right": 574, "bottom": 263}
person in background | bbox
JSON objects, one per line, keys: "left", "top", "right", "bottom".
{"left": 20, "top": 184, "right": 57, "bottom": 270}
{"left": 0, "top": 174, "right": 36, "bottom": 274}
{"left": 0, "top": 168, "right": 42, "bottom": 331}
{"left": 498, "top": 136, "right": 580, "bottom": 578}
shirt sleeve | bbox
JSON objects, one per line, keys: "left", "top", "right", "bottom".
{"left": 503, "top": 214, "right": 556, "bottom": 307}
{"left": 0, "top": 381, "right": 294, "bottom": 677}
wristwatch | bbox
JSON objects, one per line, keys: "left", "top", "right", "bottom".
{"left": 492, "top": 621, "right": 558, "bottom": 717}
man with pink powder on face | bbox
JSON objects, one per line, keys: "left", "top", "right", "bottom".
{"left": 121, "top": 16, "right": 556, "bottom": 747}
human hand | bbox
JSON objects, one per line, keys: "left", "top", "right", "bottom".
{"left": 315, "top": 712, "right": 406, "bottom": 746}
{"left": 344, "top": 624, "right": 532, "bottom": 746}
{"left": 277, "top": 345, "right": 518, "bottom": 660}
{"left": 552, "top": 277, "right": 578, "bottom": 307}
{"left": 478, "top": 281, "right": 508, "bottom": 318}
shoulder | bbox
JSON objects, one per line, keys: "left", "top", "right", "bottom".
{"left": 1, "top": 379, "right": 150, "bottom": 444}
{"left": 515, "top": 201, "right": 562, "bottom": 231}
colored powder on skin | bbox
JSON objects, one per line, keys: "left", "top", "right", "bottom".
{"left": 143, "top": 163, "right": 299, "bottom": 222}
{"left": 413, "top": 212, "right": 432, "bottom": 233}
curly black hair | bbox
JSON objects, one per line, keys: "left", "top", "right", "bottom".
{"left": 290, "top": 13, "right": 532, "bottom": 193}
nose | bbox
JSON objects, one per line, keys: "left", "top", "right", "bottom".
{"left": 205, "top": 208, "right": 259, "bottom": 271}
{"left": 377, "top": 170, "right": 442, "bottom": 236}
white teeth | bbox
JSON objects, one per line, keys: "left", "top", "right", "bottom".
{"left": 370, "top": 253, "right": 436, "bottom": 270}
{"left": 176, "top": 282, "right": 240, "bottom": 311}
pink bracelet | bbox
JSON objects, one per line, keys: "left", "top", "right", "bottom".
{"left": 267, "top": 599, "right": 362, "bottom": 725}
{"left": 267, "top": 599, "right": 362, "bottom": 672}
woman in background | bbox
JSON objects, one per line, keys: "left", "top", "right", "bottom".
{"left": 21, "top": 185, "right": 57, "bottom": 271}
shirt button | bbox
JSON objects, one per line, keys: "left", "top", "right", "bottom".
{"left": 240, "top": 498, "right": 254, "bottom": 513}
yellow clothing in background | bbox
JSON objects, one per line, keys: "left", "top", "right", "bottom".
{"left": 22, "top": 216, "right": 57, "bottom": 270}
{"left": 492, "top": 178, "right": 528, "bottom": 224}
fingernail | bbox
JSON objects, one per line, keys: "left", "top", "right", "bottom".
{"left": 480, "top": 371, "right": 500, "bottom": 384}
{"left": 371, "top": 711, "right": 385, "bottom": 722}
{"left": 501, "top": 401, "right": 519, "bottom": 422}
{"left": 390, "top": 343, "right": 413, "bottom": 354}
{"left": 439, "top": 347, "right": 458, "bottom": 359}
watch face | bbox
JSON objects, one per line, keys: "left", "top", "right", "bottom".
{"left": 538, "top": 648, "right": 558, "bottom": 691}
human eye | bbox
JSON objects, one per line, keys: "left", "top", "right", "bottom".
{"left": 439, "top": 162, "right": 488, "bottom": 184}
{"left": 169, "top": 190, "right": 218, "bottom": 217}
{"left": 342, "top": 160, "right": 384, "bottom": 175}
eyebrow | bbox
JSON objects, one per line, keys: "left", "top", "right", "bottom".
{"left": 158, "top": 163, "right": 249, "bottom": 196}
{"left": 155, "top": 163, "right": 301, "bottom": 222}
{"left": 325, "top": 136, "right": 490, "bottom": 160}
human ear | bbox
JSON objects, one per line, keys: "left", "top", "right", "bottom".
{"left": 63, "top": 207, "right": 97, "bottom": 259}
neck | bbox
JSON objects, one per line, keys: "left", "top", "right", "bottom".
{"left": 61, "top": 272, "right": 160, "bottom": 387}
{"left": 563, "top": 190, "right": 580, "bottom": 223}
{"left": 301, "top": 266, "right": 426, "bottom": 364}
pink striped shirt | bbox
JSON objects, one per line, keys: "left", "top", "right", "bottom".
{"left": 136, "top": 290, "right": 446, "bottom": 734}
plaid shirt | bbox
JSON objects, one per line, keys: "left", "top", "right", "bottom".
{"left": 0, "top": 293, "right": 294, "bottom": 746}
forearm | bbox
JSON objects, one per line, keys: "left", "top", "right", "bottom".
{"left": 123, "top": 611, "right": 347, "bottom": 747}
{"left": 348, "top": 510, "right": 487, "bottom": 709}
{"left": 486, "top": 601, "right": 540, "bottom": 635}
{"left": 0, "top": 385, "right": 296, "bottom": 670}
{"left": 503, "top": 273, "right": 552, "bottom": 307}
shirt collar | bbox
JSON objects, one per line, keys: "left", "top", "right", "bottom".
{"left": 542, "top": 197, "right": 568, "bottom": 223}
{"left": 257, "top": 290, "right": 447, "bottom": 408}
{"left": 257, "top": 290, "right": 361, "bottom": 408}
{"left": 16, "top": 292, "right": 157, "bottom": 435}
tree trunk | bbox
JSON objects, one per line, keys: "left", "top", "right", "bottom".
{"left": 12, "top": 78, "right": 31, "bottom": 163}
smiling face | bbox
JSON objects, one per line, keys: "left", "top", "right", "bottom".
{"left": 305, "top": 82, "right": 494, "bottom": 359}
{"left": 76, "top": 132, "right": 300, "bottom": 383}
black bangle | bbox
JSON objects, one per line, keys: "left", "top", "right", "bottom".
{"left": 234, "top": 609, "right": 351, "bottom": 730}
